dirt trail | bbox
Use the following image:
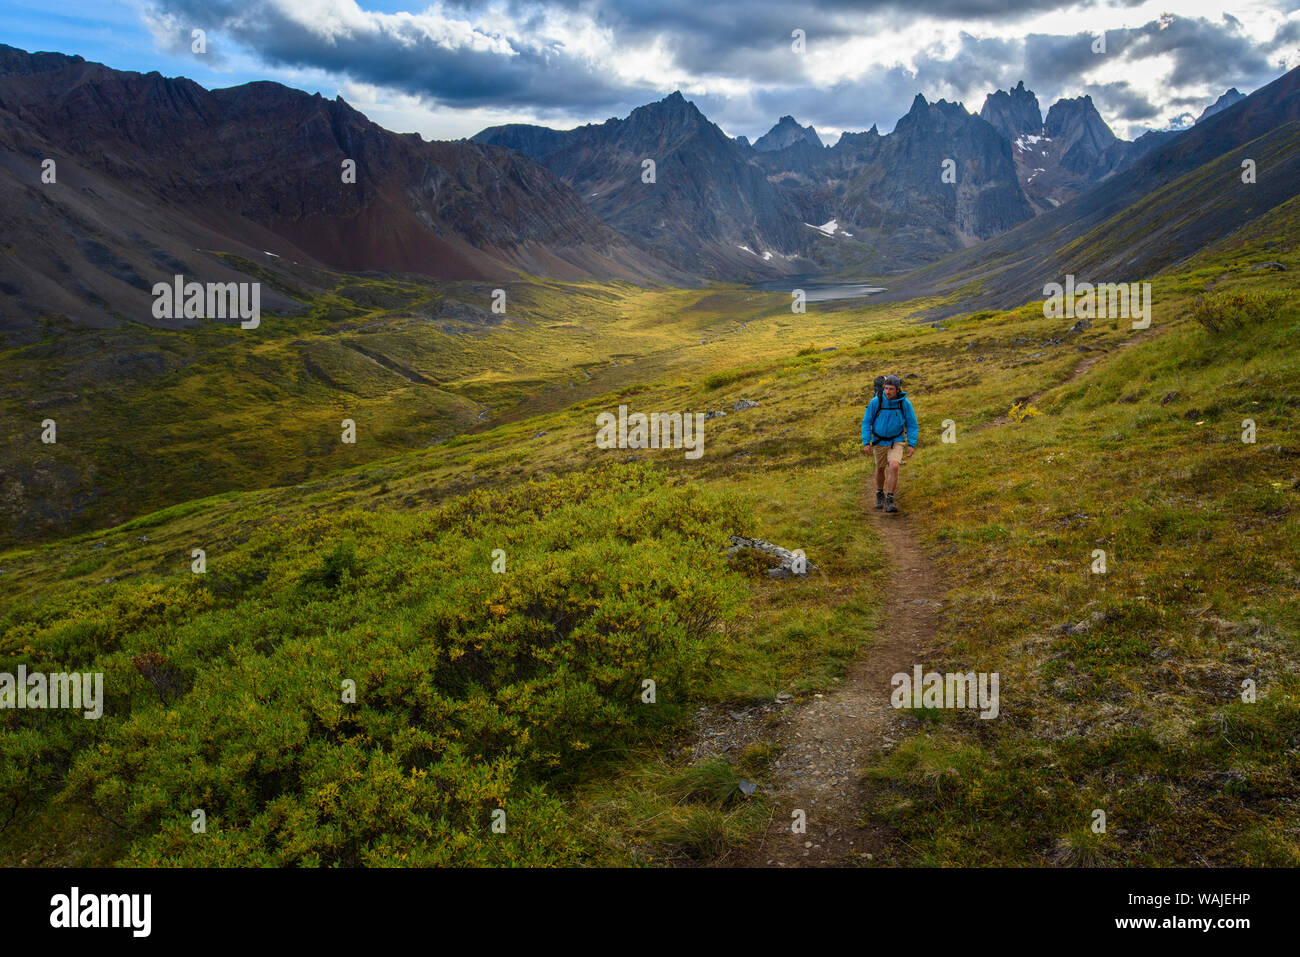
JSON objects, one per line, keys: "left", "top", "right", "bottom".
{"left": 720, "top": 497, "right": 943, "bottom": 867}
{"left": 710, "top": 325, "right": 1169, "bottom": 867}
{"left": 985, "top": 325, "right": 1166, "bottom": 428}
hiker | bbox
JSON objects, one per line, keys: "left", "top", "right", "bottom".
{"left": 861, "top": 375, "right": 918, "bottom": 513}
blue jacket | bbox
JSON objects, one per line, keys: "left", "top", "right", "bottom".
{"left": 862, "top": 392, "right": 918, "bottom": 446}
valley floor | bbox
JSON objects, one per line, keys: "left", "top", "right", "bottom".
{"left": 2, "top": 205, "right": 1298, "bottom": 866}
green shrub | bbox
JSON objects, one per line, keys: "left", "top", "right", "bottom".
{"left": 299, "top": 540, "right": 360, "bottom": 590}
{"left": 2, "top": 464, "right": 752, "bottom": 866}
{"left": 1190, "top": 290, "right": 1289, "bottom": 333}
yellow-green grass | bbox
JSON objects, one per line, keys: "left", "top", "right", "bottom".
{"left": 1, "top": 267, "right": 942, "bottom": 545}
{"left": 1, "top": 203, "right": 1297, "bottom": 865}
{"left": 861, "top": 286, "right": 1299, "bottom": 866}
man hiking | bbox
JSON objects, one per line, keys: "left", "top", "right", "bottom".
{"left": 861, "top": 375, "right": 918, "bottom": 513}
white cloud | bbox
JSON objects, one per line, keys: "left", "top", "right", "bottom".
{"left": 135, "top": 0, "right": 1297, "bottom": 141}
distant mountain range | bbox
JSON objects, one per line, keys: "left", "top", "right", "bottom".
{"left": 751, "top": 115, "right": 824, "bottom": 152}
{"left": 472, "top": 92, "right": 807, "bottom": 279}
{"left": 880, "top": 65, "right": 1300, "bottom": 317}
{"left": 720, "top": 93, "right": 1033, "bottom": 274}
{"left": 0, "top": 44, "right": 669, "bottom": 335}
{"left": 977, "top": 81, "right": 1177, "bottom": 213}
{"left": 475, "top": 79, "right": 1233, "bottom": 276}
{"left": 0, "top": 41, "right": 1274, "bottom": 329}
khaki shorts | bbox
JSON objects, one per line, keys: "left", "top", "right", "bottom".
{"left": 870, "top": 442, "right": 907, "bottom": 469}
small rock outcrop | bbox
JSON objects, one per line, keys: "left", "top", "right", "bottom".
{"left": 726, "top": 535, "right": 816, "bottom": 577}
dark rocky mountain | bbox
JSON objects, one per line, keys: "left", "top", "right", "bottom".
{"left": 5, "top": 41, "right": 1263, "bottom": 316}
{"left": 855, "top": 94, "right": 1034, "bottom": 240}
{"left": 979, "top": 80, "right": 1043, "bottom": 141}
{"left": 0, "top": 44, "right": 663, "bottom": 332}
{"left": 1197, "top": 88, "right": 1247, "bottom": 123}
{"left": 982, "top": 83, "right": 1187, "bottom": 213}
{"left": 883, "top": 64, "right": 1300, "bottom": 317}
{"left": 475, "top": 92, "right": 813, "bottom": 278}
{"left": 836, "top": 124, "right": 880, "bottom": 149}
{"left": 753, "top": 115, "right": 824, "bottom": 152}
{"left": 1043, "top": 96, "right": 1119, "bottom": 174}
{"left": 749, "top": 94, "right": 1035, "bottom": 272}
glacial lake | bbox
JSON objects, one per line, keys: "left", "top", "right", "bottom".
{"left": 750, "top": 277, "right": 887, "bottom": 302}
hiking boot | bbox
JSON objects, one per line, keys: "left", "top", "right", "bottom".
{"left": 874, "top": 490, "right": 885, "bottom": 509}
{"left": 884, "top": 496, "right": 898, "bottom": 513}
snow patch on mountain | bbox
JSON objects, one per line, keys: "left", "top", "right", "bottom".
{"left": 806, "top": 219, "right": 842, "bottom": 236}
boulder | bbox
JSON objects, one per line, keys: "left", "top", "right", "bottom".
{"left": 726, "top": 535, "right": 815, "bottom": 576}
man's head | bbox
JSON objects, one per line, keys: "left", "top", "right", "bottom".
{"left": 883, "top": 374, "right": 902, "bottom": 399}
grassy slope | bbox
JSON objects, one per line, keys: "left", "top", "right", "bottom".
{"left": 859, "top": 199, "right": 1300, "bottom": 867}
{"left": 0, "top": 255, "right": 943, "bottom": 546}
{"left": 1, "top": 194, "right": 1297, "bottom": 866}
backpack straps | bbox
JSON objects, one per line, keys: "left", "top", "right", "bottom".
{"left": 869, "top": 395, "right": 907, "bottom": 443}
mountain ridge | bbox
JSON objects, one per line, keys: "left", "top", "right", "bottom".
{"left": 0, "top": 42, "right": 1277, "bottom": 328}
{"left": 0, "top": 44, "right": 669, "bottom": 331}
{"left": 879, "top": 64, "right": 1300, "bottom": 316}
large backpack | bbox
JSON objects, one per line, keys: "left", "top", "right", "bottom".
{"left": 868, "top": 376, "right": 907, "bottom": 444}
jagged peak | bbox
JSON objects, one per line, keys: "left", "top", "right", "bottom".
{"left": 1196, "top": 87, "right": 1247, "bottom": 124}
{"left": 637, "top": 90, "right": 700, "bottom": 120}
{"left": 754, "top": 113, "right": 822, "bottom": 151}
{"left": 983, "top": 81, "right": 1036, "bottom": 102}
{"left": 901, "top": 93, "right": 969, "bottom": 120}
{"left": 1044, "top": 93, "right": 1117, "bottom": 149}
{"left": 766, "top": 114, "right": 812, "bottom": 132}
{"left": 892, "top": 93, "right": 978, "bottom": 139}
{"left": 836, "top": 123, "right": 881, "bottom": 147}
{"left": 627, "top": 90, "right": 707, "bottom": 128}
{"left": 652, "top": 90, "right": 700, "bottom": 113}
{"left": 1044, "top": 94, "right": 1107, "bottom": 130}
{"left": 981, "top": 81, "right": 1043, "bottom": 138}
{"left": 1050, "top": 93, "right": 1099, "bottom": 112}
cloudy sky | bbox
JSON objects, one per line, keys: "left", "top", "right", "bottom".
{"left": 3, "top": 0, "right": 1299, "bottom": 143}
